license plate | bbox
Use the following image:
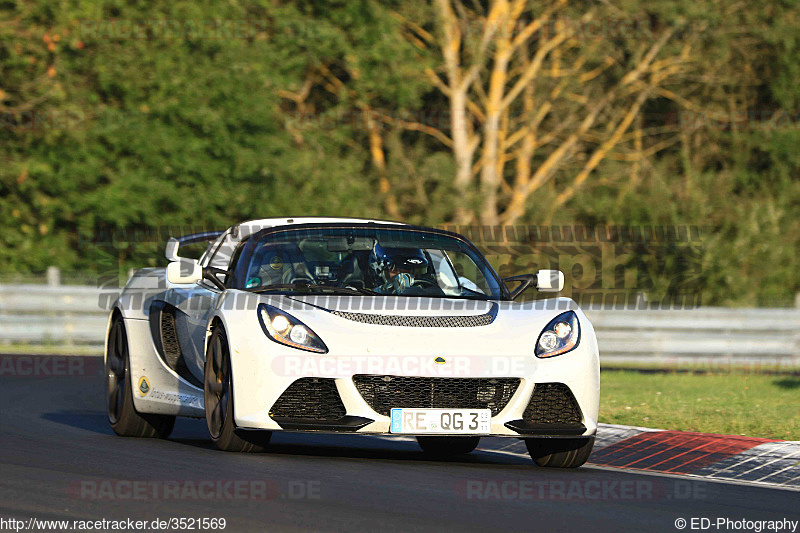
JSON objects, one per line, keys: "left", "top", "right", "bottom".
{"left": 390, "top": 408, "right": 491, "bottom": 434}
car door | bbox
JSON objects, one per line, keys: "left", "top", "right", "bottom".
{"left": 184, "top": 233, "right": 238, "bottom": 379}
{"left": 167, "top": 231, "right": 238, "bottom": 383}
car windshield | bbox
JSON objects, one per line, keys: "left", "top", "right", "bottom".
{"left": 238, "top": 226, "right": 504, "bottom": 299}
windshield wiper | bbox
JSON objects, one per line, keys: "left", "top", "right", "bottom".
{"left": 249, "top": 283, "right": 312, "bottom": 294}
{"left": 249, "top": 283, "right": 377, "bottom": 296}
{"left": 308, "top": 285, "right": 378, "bottom": 295}
{"left": 338, "top": 285, "right": 378, "bottom": 295}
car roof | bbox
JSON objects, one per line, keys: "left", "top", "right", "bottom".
{"left": 196, "top": 217, "right": 406, "bottom": 265}
{"left": 229, "top": 217, "right": 404, "bottom": 240}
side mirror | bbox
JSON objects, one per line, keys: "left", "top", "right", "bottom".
{"left": 535, "top": 269, "right": 564, "bottom": 292}
{"left": 167, "top": 259, "right": 202, "bottom": 285}
{"left": 503, "top": 274, "right": 536, "bottom": 300}
{"left": 503, "top": 270, "right": 565, "bottom": 299}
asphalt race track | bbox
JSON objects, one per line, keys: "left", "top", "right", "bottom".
{"left": 1, "top": 357, "right": 798, "bottom": 532}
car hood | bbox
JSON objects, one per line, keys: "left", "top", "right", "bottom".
{"left": 213, "top": 291, "right": 596, "bottom": 378}
{"left": 240, "top": 294, "right": 586, "bottom": 359}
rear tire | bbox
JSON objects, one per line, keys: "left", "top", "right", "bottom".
{"left": 105, "top": 315, "right": 175, "bottom": 438}
{"left": 417, "top": 436, "right": 480, "bottom": 456}
{"left": 525, "top": 437, "right": 594, "bottom": 468}
{"left": 204, "top": 326, "right": 271, "bottom": 452}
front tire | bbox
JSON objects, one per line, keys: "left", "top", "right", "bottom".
{"left": 204, "top": 326, "right": 271, "bottom": 452}
{"left": 105, "top": 315, "right": 175, "bottom": 438}
{"left": 525, "top": 437, "right": 595, "bottom": 468}
{"left": 417, "top": 436, "right": 480, "bottom": 456}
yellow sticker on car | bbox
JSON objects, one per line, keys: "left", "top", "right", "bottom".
{"left": 138, "top": 376, "right": 151, "bottom": 396}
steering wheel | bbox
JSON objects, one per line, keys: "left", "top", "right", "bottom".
{"left": 290, "top": 277, "right": 317, "bottom": 285}
{"left": 411, "top": 278, "right": 439, "bottom": 289}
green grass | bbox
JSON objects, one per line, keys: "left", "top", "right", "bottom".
{"left": 600, "top": 371, "right": 800, "bottom": 441}
{"left": 0, "top": 343, "right": 102, "bottom": 356}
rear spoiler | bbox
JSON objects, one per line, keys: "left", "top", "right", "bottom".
{"left": 165, "top": 231, "right": 224, "bottom": 261}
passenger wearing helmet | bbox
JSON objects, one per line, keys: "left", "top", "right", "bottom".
{"left": 370, "top": 242, "right": 429, "bottom": 295}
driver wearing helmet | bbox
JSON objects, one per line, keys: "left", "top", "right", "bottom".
{"left": 370, "top": 242, "right": 429, "bottom": 295}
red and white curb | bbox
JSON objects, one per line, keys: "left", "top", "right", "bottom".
{"left": 477, "top": 424, "right": 800, "bottom": 490}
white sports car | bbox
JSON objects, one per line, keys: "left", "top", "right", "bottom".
{"left": 106, "top": 217, "right": 599, "bottom": 467}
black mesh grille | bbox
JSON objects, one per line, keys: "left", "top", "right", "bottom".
{"left": 523, "top": 383, "right": 582, "bottom": 425}
{"left": 329, "top": 311, "right": 494, "bottom": 327}
{"left": 353, "top": 375, "right": 520, "bottom": 416}
{"left": 160, "top": 310, "right": 182, "bottom": 369}
{"left": 269, "top": 378, "right": 346, "bottom": 421}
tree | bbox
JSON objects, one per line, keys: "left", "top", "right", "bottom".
{"left": 400, "top": 0, "right": 697, "bottom": 226}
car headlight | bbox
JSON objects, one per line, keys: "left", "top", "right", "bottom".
{"left": 257, "top": 304, "right": 328, "bottom": 353}
{"left": 535, "top": 311, "right": 580, "bottom": 358}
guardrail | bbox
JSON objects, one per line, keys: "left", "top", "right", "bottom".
{"left": 587, "top": 307, "right": 799, "bottom": 363}
{"left": 0, "top": 284, "right": 108, "bottom": 346}
{"left": 1, "top": 283, "right": 798, "bottom": 363}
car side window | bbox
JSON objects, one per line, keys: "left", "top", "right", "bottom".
{"left": 425, "top": 249, "right": 460, "bottom": 296}
{"left": 445, "top": 250, "right": 489, "bottom": 295}
{"left": 200, "top": 234, "right": 239, "bottom": 288}
{"left": 200, "top": 232, "right": 227, "bottom": 267}
{"left": 208, "top": 237, "right": 236, "bottom": 271}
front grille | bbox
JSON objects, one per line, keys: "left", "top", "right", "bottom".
{"left": 523, "top": 383, "right": 582, "bottom": 425}
{"left": 353, "top": 375, "right": 520, "bottom": 416}
{"left": 269, "top": 378, "right": 346, "bottom": 421}
{"left": 329, "top": 310, "right": 495, "bottom": 327}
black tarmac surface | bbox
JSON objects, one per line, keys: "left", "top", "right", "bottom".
{"left": 0, "top": 356, "right": 797, "bottom": 532}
